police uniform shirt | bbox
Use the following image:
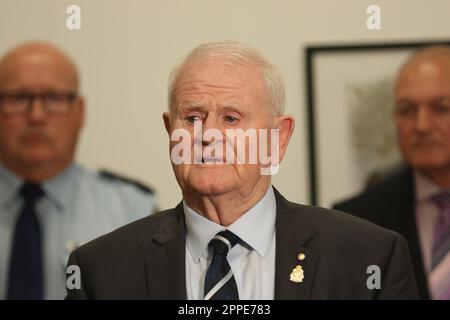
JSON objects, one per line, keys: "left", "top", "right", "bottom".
{"left": 0, "top": 163, "right": 157, "bottom": 299}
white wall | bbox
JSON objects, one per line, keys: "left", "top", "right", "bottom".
{"left": 1, "top": 0, "right": 449, "bottom": 210}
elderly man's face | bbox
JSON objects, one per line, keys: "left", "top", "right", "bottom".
{"left": 394, "top": 58, "right": 450, "bottom": 172}
{"left": 164, "top": 59, "right": 275, "bottom": 197}
{"left": 0, "top": 47, "right": 84, "bottom": 176}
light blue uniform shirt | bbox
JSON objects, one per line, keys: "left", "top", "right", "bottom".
{"left": 184, "top": 186, "right": 276, "bottom": 300}
{"left": 0, "top": 164, "right": 157, "bottom": 299}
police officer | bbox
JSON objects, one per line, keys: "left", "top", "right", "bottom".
{"left": 0, "top": 42, "right": 158, "bottom": 299}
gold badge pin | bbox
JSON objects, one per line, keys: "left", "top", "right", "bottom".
{"left": 289, "top": 265, "right": 304, "bottom": 283}
{"left": 298, "top": 253, "right": 306, "bottom": 261}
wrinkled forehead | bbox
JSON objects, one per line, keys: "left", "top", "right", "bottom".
{"left": 173, "top": 59, "right": 265, "bottom": 99}
{"left": 183, "top": 57, "right": 262, "bottom": 80}
{"left": 0, "top": 49, "right": 79, "bottom": 92}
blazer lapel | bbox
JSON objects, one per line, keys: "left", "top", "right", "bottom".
{"left": 273, "top": 188, "right": 318, "bottom": 300}
{"left": 144, "top": 203, "right": 187, "bottom": 299}
{"left": 142, "top": 189, "right": 320, "bottom": 300}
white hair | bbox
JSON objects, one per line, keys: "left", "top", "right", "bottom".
{"left": 167, "top": 41, "right": 285, "bottom": 116}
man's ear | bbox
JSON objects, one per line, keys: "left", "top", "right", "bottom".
{"left": 163, "top": 112, "right": 171, "bottom": 135}
{"left": 275, "top": 115, "right": 295, "bottom": 163}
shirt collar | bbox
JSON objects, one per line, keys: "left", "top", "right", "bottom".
{"left": 0, "top": 164, "right": 23, "bottom": 207}
{"left": 184, "top": 185, "right": 276, "bottom": 263}
{"left": 0, "top": 163, "right": 79, "bottom": 209}
{"left": 413, "top": 171, "right": 449, "bottom": 203}
{"left": 43, "top": 164, "right": 80, "bottom": 209}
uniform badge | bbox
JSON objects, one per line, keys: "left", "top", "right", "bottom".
{"left": 290, "top": 265, "right": 304, "bottom": 283}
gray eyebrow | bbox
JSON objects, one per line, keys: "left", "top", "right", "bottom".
{"left": 186, "top": 100, "right": 207, "bottom": 108}
{"left": 176, "top": 100, "right": 207, "bottom": 111}
{"left": 220, "top": 101, "right": 245, "bottom": 109}
{"left": 176, "top": 100, "right": 247, "bottom": 113}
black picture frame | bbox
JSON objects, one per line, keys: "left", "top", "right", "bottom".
{"left": 305, "top": 40, "right": 450, "bottom": 207}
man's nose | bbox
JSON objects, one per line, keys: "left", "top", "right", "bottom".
{"left": 415, "top": 106, "right": 433, "bottom": 133}
{"left": 27, "top": 98, "right": 47, "bottom": 121}
{"left": 200, "top": 116, "right": 222, "bottom": 145}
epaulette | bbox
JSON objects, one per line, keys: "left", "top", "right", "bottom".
{"left": 98, "top": 169, "right": 155, "bottom": 195}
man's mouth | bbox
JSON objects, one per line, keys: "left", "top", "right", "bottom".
{"left": 412, "top": 140, "right": 440, "bottom": 148}
{"left": 21, "top": 133, "right": 49, "bottom": 145}
{"left": 201, "top": 157, "right": 224, "bottom": 164}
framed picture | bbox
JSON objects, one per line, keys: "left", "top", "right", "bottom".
{"left": 305, "top": 40, "right": 450, "bottom": 207}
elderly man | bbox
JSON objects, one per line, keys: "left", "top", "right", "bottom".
{"left": 0, "top": 42, "right": 157, "bottom": 300}
{"left": 66, "top": 41, "right": 418, "bottom": 300}
{"left": 335, "top": 46, "right": 450, "bottom": 299}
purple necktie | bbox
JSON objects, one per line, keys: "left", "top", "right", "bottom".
{"left": 429, "top": 192, "right": 450, "bottom": 300}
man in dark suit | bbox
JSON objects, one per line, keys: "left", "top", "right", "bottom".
{"left": 335, "top": 46, "right": 450, "bottom": 300}
{"left": 66, "top": 41, "right": 418, "bottom": 300}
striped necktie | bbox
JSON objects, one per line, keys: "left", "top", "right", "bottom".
{"left": 204, "top": 230, "right": 240, "bottom": 300}
{"left": 7, "top": 183, "right": 45, "bottom": 300}
{"left": 430, "top": 191, "right": 450, "bottom": 299}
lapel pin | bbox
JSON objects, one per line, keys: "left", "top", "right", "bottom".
{"left": 289, "top": 265, "right": 304, "bottom": 283}
{"left": 298, "top": 253, "right": 306, "bottom": 261}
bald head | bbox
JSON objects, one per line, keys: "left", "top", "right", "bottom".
{"left": 0, "top": 42, "right": 84, "bottom": 182}
{"left": 0, "top": 41, "right": 79, "bottom": 92}
{"left": 394, "top": 45, "right": 450, "bottom": 187}
{"left": 396, "top": 45, "right": 450, "bottom": 87}
{"left": 403, "top": 45, "right": 450, "bottom": 65}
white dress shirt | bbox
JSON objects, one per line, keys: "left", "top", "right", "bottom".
{"left": 184, "top": 186, "right": 276, "bottom": 300}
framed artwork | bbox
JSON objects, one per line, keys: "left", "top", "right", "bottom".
{"left": 305, "top": 40, "right": 450, "bottom": 207}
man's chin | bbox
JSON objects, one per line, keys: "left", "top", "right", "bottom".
{"left": 19, "top": 152, "right": 55, "bottom": 167}
{"left": 186, "top": 179, "right": 237, "bottom": 197}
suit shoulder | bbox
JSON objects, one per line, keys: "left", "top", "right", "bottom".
{"left": 290, "top": 201, "right": 403, "bottom": 246}
{"left": 274, "top": 187, "right": 401, "bottom": 244}
{"left": 333, "top": 168, "right": 413, "bottom": 213}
